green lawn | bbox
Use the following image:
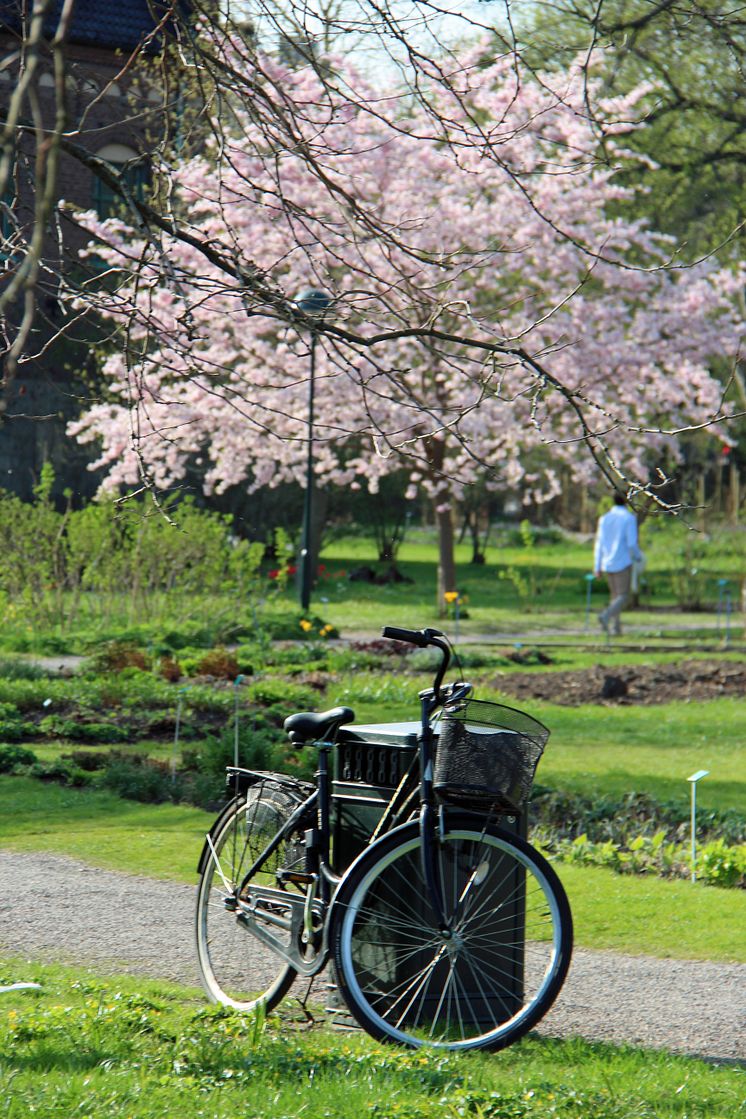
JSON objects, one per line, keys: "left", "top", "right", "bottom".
{"left": 0, "top": 960, "right": 744, "bottom": 1119}
{"left": 331, "top": 678, "right": 746, "bottom": 812}
{"left": 0, "top": 778, "right": 211, "bottom": 881}
{"left": 515, "top": 699, "right": 746, "bottom": 811}
{"left": 313, "top": 530, "right": 745, "bottom": 637}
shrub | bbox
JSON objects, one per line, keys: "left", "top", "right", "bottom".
{"left": 0, "top": 743, "right": 38, "bottom": 772}
{"left": 529, "top": 787, "right": 746, "bottom": 847}
{"left": 99, "top": 756, "right": 174, "bottom": 804}
{"left": 193, "top": 648, "right": 240, "bottom": 680}
{"left": 63, "top": 750, "right": 110, "bottom": 772}
{"left": 88, "top": 642, "right": 151, "bottom": 673}
{"left": 96, "top": 752, "right": 224, "bottom": 808}
{"left": 158, "top": 656, "right": 182, "bottom": 682}
{"left": 698, "top": 840, "right": 746, "bottom": 888}
{"left": 248, "top": 679, "right": 317, "bottom": 709}
{"left": 542, "top": 830, "right": 745, "bottom": 889}
{"left": 26, "top": 759, "right": 92, "bottom": 787}
{"left": 38, "top": 715, "right": 129, "bottom": 744}
{"left": 0, "top": 718, "right": 34, "bottom": 742}
{"left": 194, "top": 715, "right": 312, "bottom": 782}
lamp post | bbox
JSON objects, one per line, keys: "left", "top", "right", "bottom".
{"left": 295, "top": 287, "right": 333, "bottom": 611}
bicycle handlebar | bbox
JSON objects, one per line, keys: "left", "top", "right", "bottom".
{"left": 382, "top": 626, "right": 451, "bottom": 697}
{"left": 381, "top": 626, "right": 439, "bottom": 648}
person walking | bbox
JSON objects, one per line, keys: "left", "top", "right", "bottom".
{"left": 593, "top": 492, "right": 642, "bottom": 636}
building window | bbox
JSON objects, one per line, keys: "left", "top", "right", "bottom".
{"left": 92, "top": 143, "right": 149, "bottom": 219}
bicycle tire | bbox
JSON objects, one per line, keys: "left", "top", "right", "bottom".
{"left": 195, "top": 783, "right": 313, "bottom": 1012}
{"left": 330, "top": 816, "right": 572, "bottom": 1051}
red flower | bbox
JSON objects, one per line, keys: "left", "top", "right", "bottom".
{"left": 268, "top": 569, "right": 279, "bottom": 579}
{"left": 286, "top": 564, "right": 297, "bottom": 575}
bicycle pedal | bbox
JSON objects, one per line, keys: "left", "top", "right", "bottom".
{"left": 277, "top": 870, "right": 314, "bottom": 885}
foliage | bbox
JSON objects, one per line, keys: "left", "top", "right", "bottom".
{"left": 532, "top": 788, "right": 746, "bottom": 890}
{"left": 547, "top": 832, "right": 746, "bottom": 889}
{"left": 189, "top": 647, "right": 240, "bottom": 680}
{"left": 0, "top": 743, "right": 37, "bottom": 772}
{"left": 71, "top": 43, "right": 743, "bottom": 606}
{"left": 499, "top": 520, "right": 540, "bottom": 609}
{"left": 26, "top": 759, "right": 93, "bottom": 787}
{"left": 520, "top": 1, "right": 746, "bottom": 259}
{"left": 530, "top": 788, "right": 746, "bottom": 847}
{"left": 0, "top": 479, "right": 287, "bottom": 635}
{"left": 698, "top": 838, "right": 746, "bottom": 889}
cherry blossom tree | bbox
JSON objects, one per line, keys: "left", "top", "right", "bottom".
{"left": 62, "top": 14, "right": 743, "bottom": 604}
{"left": 33, "top": 4, "right": 733, "bottom": 608}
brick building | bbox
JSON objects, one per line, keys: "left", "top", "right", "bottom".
{"left": 0, "top": 1, "right": 177, "bottom": 501}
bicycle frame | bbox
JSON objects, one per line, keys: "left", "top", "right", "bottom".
{"left": 201, "top": 627, "right": 465, "bottom": 976}
{"left": 204, "top": 745, "right": 341, "bottom": 978}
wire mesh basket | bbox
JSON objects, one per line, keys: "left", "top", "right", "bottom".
{"left": 434, "top": 699, "right": 550, "bottom": 814}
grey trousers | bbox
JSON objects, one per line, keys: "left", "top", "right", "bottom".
{"left": 600, "top": 566, "right": 632, "bottom": 633}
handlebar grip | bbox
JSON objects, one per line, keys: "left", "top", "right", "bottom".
{"left": 381, "top": 626, "right": 430, "bottom": 648}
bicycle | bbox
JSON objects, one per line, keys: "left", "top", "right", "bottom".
{"left": 195, "top": 625, "right": 572, "bottom": 1051}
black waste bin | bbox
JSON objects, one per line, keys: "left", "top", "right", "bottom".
{"left": 332, "top": 720, "right": 527, "bottom": 1025}
{"left": 332, "top": 721, "right": 420, "bottom": 872}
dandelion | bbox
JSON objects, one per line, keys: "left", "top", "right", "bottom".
{"left": 299, "top": 619, "right": 313, "bottom": 632}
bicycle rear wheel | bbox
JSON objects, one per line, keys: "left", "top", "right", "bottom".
{"left": 196, "top": 783, "right": 312, "bottom": 1012}
{"left": 331, "top": 816, "right": 572, "bottom": 1051}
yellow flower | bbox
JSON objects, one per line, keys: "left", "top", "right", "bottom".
{"left": 443, "top": 591, "right": 459, "bottom": 603}
{"left": 299, "top": 619, "right": 313, "bottom": 632}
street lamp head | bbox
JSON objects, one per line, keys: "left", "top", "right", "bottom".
{"left": 294, "top": 287, "right": 333, "bottom": 318}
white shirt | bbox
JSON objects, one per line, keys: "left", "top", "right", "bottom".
{"left": 594, "top": 505, "right": 641, "bottom": 574}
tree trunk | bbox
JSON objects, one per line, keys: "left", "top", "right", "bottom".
{"left": 436, "top": 504, "right": 457, "bottom": 615}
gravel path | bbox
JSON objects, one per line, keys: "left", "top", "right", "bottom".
{"left": 1, "top": 851, "right": 743, "bottom": 1063}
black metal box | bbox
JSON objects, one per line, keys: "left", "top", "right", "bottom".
{"left": 332, "top": 721, "right": 420, "bottom": 872}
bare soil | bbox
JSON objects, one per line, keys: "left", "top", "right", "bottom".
{"left": 489, "top": 658, "right": 746, "bottom": 706}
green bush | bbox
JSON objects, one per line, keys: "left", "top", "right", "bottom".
{"left": 0, "top": 743, "right": 38, "bottom": 772}
{"left": 0, "top": 476, "right": 287, "bottom": 639}
{"left": 96, "top": 753, "right": 224, "bottom": 808}
{"left": 99, "top": 756, "right": 174, "bottom": 804}
{"left": 38, "top": 715, "right": 129, "bottom": 744}
{"left": 0, "top": 718, "right": 34, "bottom": 742}
{"left": 247, "top": 679, "right": 317, "bottom": 709}
{"left": 529, "top": 788, "right": 746, "bottom": 847}
{"left": 26, "top": 759, "right": 92, "bottom": 787}
{"left": 544, "top": 830, "right": 746, "bottom": 888}
{"left": 698, "top": 839, "right": 746, "bottom": 888}
{"left": 193, "top": 714, "right": 313, "bottom": 782}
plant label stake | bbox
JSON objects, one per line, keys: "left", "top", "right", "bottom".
{"left": 687, "top": 769, "right": 709, "bottom": 882}
{"left": 233, "top": 675, "right": 245, "bottom": 769}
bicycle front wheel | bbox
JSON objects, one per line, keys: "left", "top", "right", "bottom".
{"left": 195, "top": 783, "right": 312, "bottom": 1012}
{"left": 331, "top": 817, "right": 572, "bottom": 1051}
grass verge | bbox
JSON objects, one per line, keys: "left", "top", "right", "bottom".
{"left": 1, "top": 960, "right": 743, "bottom": 1119}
